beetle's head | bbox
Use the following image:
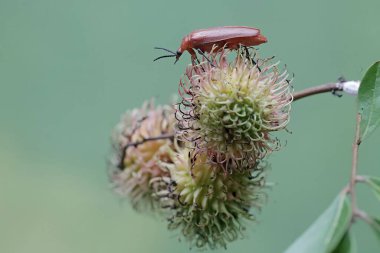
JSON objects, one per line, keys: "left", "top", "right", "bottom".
{"left": 174, "top": 50, "right": 182, "bottom": 64}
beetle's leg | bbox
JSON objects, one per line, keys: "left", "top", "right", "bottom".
{"left": 189, "top": 48, "right": 200, "bottom": 64}
{"left": 332, "top": 89, "right": 343, "bottom": 98}
{"left": 196, "top": 49, "right": 215, "bottom": 67}
{"left": 243, "top": 46, "right": 250, "bottom": 59}
{"left": 338, "top": 76, "right": 346, "bottom": 83}
{"left": 243, "top": 46, "right": 254, "bottom": 63}
{"left": 332, "top": 76, "right": 345, "bottom": 97}
{"left": 243, "top": 46, "right": 261, "bottom": 72}
{"left": 189, "top": 52, "right": 205, "bottom": 72}
{"left": 190, "top": 57, "right": 196, "bottom": 66}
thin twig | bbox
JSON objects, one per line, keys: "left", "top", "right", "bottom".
{"left": 349, "top": 113, "right": 361, "bottom": 221}
{"left": 293, "top": 83, "right": 342, "bottom": 101}
{"left": 354, "top": 209, "right": 373, "bottom": 224}
{"left": 355, "top": 175, "right": 367, "bottom": 183}
{"left": 117, "top": 133, "right": 175, "bottom": 169}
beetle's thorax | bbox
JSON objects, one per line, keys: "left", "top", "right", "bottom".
{"left": 179, "top": 35, "right": 192, "bottom": 53}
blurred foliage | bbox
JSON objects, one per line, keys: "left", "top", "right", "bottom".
{"left": 285, "top": 194, "right": 352, "bottom": 253}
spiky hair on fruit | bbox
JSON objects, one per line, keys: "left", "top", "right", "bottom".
{"left": 109, "top": 101, "right": 175, "bottom": 211}
{"left": 155, "top": 147, "right": 267, "bottom": 249}
{"left": 176, "top": 48, "right": 293, "bottom": 171}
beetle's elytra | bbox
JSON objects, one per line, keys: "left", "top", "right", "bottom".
{"left": 154, "top": 26, "right": 267, "bottom": 63}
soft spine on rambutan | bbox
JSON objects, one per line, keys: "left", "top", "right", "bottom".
{"left": 109, "top": 47, "right": 292, "bottom": 250}
{"left": 155, "top": 147, "right": 266, "bottom": 249}
{"left": 176, "top": 49, "right": 292, "bottom": 170}
{"left": 109, "top": 101, "right": 175, "bottom": 211}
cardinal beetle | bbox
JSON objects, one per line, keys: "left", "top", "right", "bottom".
{"left": 154, "top": 26, "right": 267, "bottom": 64}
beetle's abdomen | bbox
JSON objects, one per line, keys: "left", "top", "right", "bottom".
{"left": 194, "top": 35, "right": 266, "bottom": 54}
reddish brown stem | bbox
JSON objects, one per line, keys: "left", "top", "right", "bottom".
{"left": 293, "top": 83, "right": 342, "bottom": 101}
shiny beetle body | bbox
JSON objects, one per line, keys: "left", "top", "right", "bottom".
{"left": 177, "top": 26, "right": 267, "bottom": 61}
{"left": 154, "top": 26, "right": 267, "bottom": 63}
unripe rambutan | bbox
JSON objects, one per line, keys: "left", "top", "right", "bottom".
{"left": 156, "top": 147, "right": 266, "bottom": 249}
{"left": 176, "top": 49, "right": 292, "bottom": 169}
{"left": 109, "top": 101, "right": 175, "bottom": 211}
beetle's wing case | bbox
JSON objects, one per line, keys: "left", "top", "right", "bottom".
{"left": 189, "top": 26, "right": 261, "bottom": 45}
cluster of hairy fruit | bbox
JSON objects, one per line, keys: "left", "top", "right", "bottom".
{"left": 109, "top": 48, "right": 292, "bottom": 249}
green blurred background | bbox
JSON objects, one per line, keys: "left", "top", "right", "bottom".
{"left": 1, "top": 0, "right": 379, "bottom": 252}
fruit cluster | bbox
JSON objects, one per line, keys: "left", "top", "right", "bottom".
{"left": 109, "top": 48, "right": 292, "bottom": 249}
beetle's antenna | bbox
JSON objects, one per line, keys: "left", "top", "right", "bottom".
{"left": 153, "top": 47, "right": 178, "bottom": 62}
{"left": 153, "top": 54, "right": 176, "bottom": 62}
{"left": 154, "top": 47, "right": 177, "bottom": 55}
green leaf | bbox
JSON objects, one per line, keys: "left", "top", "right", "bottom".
{"left": 364, "top": 177, "right": 380, "bottom": 240}
{"left": 331, "top": 231, "right": 356, "bottom": 253}
{"left": 284, "top": 193, "right": 352, "bottom": 253}
{"left": 358, "top": 61, "right": 380, "bottom": 141}
{"left": 366, "top": 176, "right": 380, "bottom": 201}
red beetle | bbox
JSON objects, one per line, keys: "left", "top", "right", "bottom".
{"left": 154, "top": 26, "right": 267, "bottom": 63}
